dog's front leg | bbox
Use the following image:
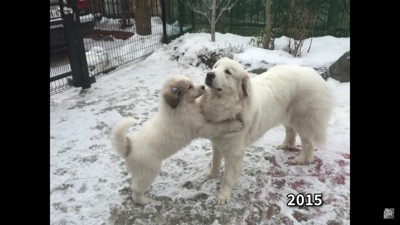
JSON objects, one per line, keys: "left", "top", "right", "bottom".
{"left": 205, "top": 143, "right": 222, "bottom": 180}
{"left": 216, "top": 143, "right": 245, "bottom": 205}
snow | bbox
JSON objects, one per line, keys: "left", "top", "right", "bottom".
{"left": 166, "top": 20, "right": 193, "bottom": 36}
{"left": 80, "top": 14, "right": 95, "bottom": 23}
{"left": 50, "top": 32, "right": 350, "bottom": 225}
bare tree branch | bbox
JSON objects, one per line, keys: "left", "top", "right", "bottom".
{"left": 186, "top": 0, "right": 212, "bottom": 24}
{"left": 338, "top": 0, "right": 350, "bottom": 14}
{"left": 216, "top": 0, "right": 224, "bottom": 8}
{"left": 203, "top": 0, "right": 212, "bottom": 10}
{"left": 215, "top": 0, "right": 238, "bottom": 23}
{"left": 185, "top": 0, "right": 238, "bottom": 42}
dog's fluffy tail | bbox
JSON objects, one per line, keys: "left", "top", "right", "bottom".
{"left": 111, "top": 117, "right": 137, "bottom": 158}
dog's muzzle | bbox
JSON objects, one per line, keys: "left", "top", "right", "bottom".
{"left": 205, "top": 72, "right": 215, "bottom": 87}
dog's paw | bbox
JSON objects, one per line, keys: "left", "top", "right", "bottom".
{"left": 217, "top": 193, "right": 230, "bottom": 205}
{"left": 230, "top": 120, "right": 244, "bottom": 132}
{"left": 276, "top": 144, "right": 301, "bottom": 151}
{"left": 290, "top": 154, "right": 313, "bottom": 165}
{"left": 276, "top": 143, "right": 294, "bottom": 150}
{"left": 137, "top": 196, "right": 152, "bottom": 205}
{"left": 205, "top": 169, "right": 218, "bottom": 180}
{"left": 132, "top": 193, "right": 152, "bottom": 205}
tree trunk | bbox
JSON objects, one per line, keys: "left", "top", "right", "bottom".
{"left": 211, "top": 0, "right": 216, "bottom": 42}
{"left": 121, "top": 0, "right": 132, "bottom": 28}
{"left": 211, "top": 24, "right": 216, "bottom": 42}
{"left": 263, "top": 0, "right": 272, "bottom": 49}
{"left": 134, "top": 0, "right": 152, "bottom": 35}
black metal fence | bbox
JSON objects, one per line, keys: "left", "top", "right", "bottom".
{"left": 163, "top": 0, "right": 194, "bottom": 41}
{"left": 50, "top": 52, "right": 73, "bottom": 95}
{"left": 164, "top": 0, "right": 350, "bottom": 41}
{"left": 50, "top": 0, "right": 164, "bottom": 95}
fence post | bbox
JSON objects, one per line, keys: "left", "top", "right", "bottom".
{"left": 74, "top": 0, "right": 93, "bottom": 89}
{"left": 161, "top": 0, "right": 168, "bottom": 43}
{"left": 62, "top": 0, "right": 94, "bottom": 89}
{"left": 178, "top": 0, "right": 184, "bottom": 34}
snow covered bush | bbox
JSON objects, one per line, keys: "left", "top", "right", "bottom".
{"left": 197, "top": 48, "right": 234, "bottom": 68}
{"left": 169, "top": 34, "right": 250, "bottom": 69}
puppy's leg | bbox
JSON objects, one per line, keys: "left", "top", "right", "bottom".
{"left": 276, "top": 126, "right": 297, "bottom": 150}
{"left": 217, "top": 144, "right": 245, "bottom": 205}
{"left": 205, "top": 144, "right": 222, "bottom": 180}
{"left": 291, "top": 136, "right": 314, "bottom": 164}
{"left": 130, "top": 162, "right": 161, "bottom": 205}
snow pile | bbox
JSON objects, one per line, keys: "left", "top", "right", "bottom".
{"left": 165, "top": 33, "right": 349, "bottom": 73}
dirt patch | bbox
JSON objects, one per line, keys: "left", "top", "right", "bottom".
{"left": 51, "top": 183, "right": 74, "bottom": 193}
{"left": 91, "top": 29, "right": 134, "bottom": 40}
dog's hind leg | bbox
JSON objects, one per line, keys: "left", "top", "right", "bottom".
{"left": 205, "top": 144, "right": 222, "bottom": 180}
{"left": 217, "top": 145, "right": 245, "bottom": 205}
{"left": 130, "top": 163, "right": 161, "bottom": 205}
{"left": 291, "top": 135, "right": 314, "bottom": 164}
{"left": 276, "top": 126, "right": 297, "bottom": 150}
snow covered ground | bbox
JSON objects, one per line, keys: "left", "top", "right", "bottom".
{"left": 50, "top": 33, "right": 350, "bottom": 225}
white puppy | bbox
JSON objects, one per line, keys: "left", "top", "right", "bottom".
{"left": 199, "top": 58, "right": 334, "bottom": 204}
{"left": 111, "top": 75, "right": 243, "bottom": 204}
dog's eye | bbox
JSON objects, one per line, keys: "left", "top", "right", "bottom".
{"left": 188, "top": 85, "right": 193, "bottom": 89}
{"left": 225, "top": 69, "right": 231, "bottom": 75}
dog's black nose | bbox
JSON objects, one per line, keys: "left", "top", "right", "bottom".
{"left": 206, "top": 72, "right": 215, "bottom": 80}
{"left": 201, "top": 85, "right": 205, "bottom": 90}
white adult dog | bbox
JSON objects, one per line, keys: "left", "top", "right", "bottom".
{"left": 199, "top": 58, "right": 334, "bottom": 205}
{"left": 111, "top": 75, "right": 243, "bottom": 204}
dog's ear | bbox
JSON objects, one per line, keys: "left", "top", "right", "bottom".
{"left": 163, "top": 87, "right": 180, "bottom": 108}
{"left": 241, "top": 76, "right": 250, "bottom": 98}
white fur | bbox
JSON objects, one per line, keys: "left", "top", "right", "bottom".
{"left": 110, "top": 75, "right": 243, "bottom": 204}
{"left": 200, "top": 58, "right": 334, "bottom": 204}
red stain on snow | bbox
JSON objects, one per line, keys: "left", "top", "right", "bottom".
{"left": 271, "top": 157, "right": 281, "bottom": 168}
{"left": 317, "top": 174, "right": 326, "bottom": 183}
{"left": 337, "top": 160, "right": 348, "bottom": 167}
{"left": 268, "top": 191, "right": 282, "bottom": 201}
{"left": 311, "top": 157, "right": 326, "bottom": 182}
{"left": 332, "top": 175, "right": 345, "bottom": 185}
{"left": 272, "top": 179, "right": 286, "bottom": 189}
{"left": 266, "top": 168, "right": 287, "bottom": 177}
{"left": 255, "top": 190, "right": 262, "bottom": 198}
{"left": 314, "top": 157, "right": 323, "bottom": 171}
{"left": 341, "top": 153, "right": 350, "bottom": 159}
{"left": 324, "top": 197, "right": 338, "bottom": 205}
{"left": 288, "top": 179, "right": 309, "bottom": 191}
